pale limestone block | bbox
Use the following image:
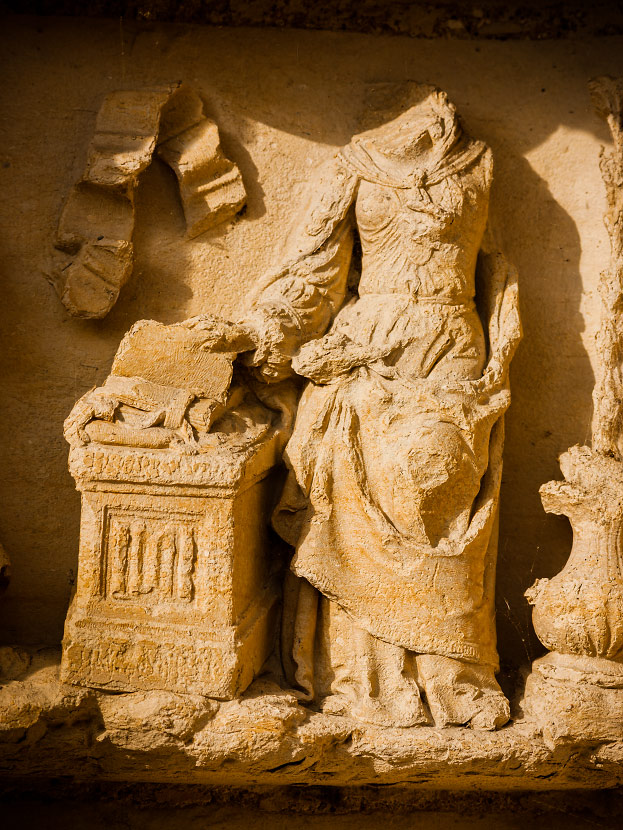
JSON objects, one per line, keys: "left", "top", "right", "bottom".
{"left": 524, "top": 653, "right": 623, "bottom": 747}
{"left": 111, "top": 318, "right": 234, "bottom": 401}
{"left": 61, "top": 437, "right": 282, "bottom": 699}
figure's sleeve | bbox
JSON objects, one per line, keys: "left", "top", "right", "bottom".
{"left": 476, "top": 224, "right": 522, "bottom": 386}
{"left": 240, "top": 154, "right": 359, "bottom": 381}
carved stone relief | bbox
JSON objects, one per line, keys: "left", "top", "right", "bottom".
{"left": 5, "top": 14, "right": 623, "bottom": 806}
{"left": 523, "top": 76, "right": 623, "bottom": 745}
{"left": 50, "top": 83, "right": 247, "bottom": 319}
{"left": 60, "top": 84, "right": 521, "bottom": 730}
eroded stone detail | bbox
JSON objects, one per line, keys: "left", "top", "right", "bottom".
{"left": 50, "top": 84, "right": 247, "bottom": 319}
{"left": 3, "top": 648, "right": 623, "bottom": 790}
{"left": 523, "top": 77, "right": 623, "bottom": 746}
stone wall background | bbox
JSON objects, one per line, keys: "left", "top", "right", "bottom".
{"left": 0, "top": 14, "right": 621, "bottom": 686}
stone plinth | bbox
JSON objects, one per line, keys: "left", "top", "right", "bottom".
{"left": 523, "top": 652, "right": 623, "bottom": 746}
{"left": 2, "top": 649, "right": 623, "bottom": 790}
{"left": 60, "top": 436, "right": 281, "bottom": 699}
{"left": 523, "top": 446, "right": 623, "bottom": 745}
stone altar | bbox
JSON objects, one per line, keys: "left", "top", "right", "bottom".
{"left": 60, "top": 439, "right": 281, "bottom": 698}
{"left": 59, "top": 312, "right": 291, "bottom": 698}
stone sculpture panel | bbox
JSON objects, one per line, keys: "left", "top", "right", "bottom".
{"left": 4, "top": 17, "right": 623, "bottom": 805}
{"left": 60, "top": 83, "right": 521, "bottom": 730}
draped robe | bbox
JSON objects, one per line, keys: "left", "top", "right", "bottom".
{"left": 243, "top": 132, "right": 521, "bottom": 726}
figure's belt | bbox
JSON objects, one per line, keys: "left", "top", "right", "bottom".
{"left": 358, "top": 292, "right": 474, "bottom": 307}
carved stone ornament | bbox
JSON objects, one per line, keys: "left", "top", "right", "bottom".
{"left": 523, "top": 76, "right": 623, "bottom": 746}
{"left": 61, "top": 84, "right": 521, "bottom": 730}
{"left": 49, "top": 83, "right": 247, "bottom": 319}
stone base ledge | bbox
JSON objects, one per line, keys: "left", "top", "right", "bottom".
{"left": 1, "top": 647, "right": 622, "bottom": 790}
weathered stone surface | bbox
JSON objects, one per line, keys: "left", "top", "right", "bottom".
{"left": 2, "top": 16, "right": 623, "bottom": 805}
{"left": 1, "top": 648, "right": 623, "bottom": 789}
{"left": 1, "top": 15, "right": 618, "bottom": 668}
{"left": 0, "top": 649, "right": 97, "bottom": 745}
{"left": 51, "top": 84, "right": 246, "bottom": 318}
{"left": 524, "top": 654, "right": 623, "bottom": 747}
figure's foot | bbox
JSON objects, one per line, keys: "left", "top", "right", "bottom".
{"left": 416, "top": 653, "right": 510, "bottom": 730}
{"left": 466, "top": 693, "right": 510, "bottom": 731}
{"left": 320, "top": 689, "right": 430, "bottom": 728}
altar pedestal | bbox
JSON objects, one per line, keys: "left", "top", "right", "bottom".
{"left": 60, "top": 436, "right": 281, "bottom": 699}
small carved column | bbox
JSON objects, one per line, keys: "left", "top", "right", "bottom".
{"left": 522, "top": 77, "right": 623, "bottom": 744}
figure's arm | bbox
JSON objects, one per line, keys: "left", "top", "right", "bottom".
{"left": 241, "top": 214, "right": 355, "bottom": 381}
{"left": 196, "top": 154, "right": 359, "bottom": 382}
{"left": 472, "top": 226, "right": 522, "bottom": 396}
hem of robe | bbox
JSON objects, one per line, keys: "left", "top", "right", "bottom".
{"left": 279, "top": 418, "right": 506, "bottom": 671}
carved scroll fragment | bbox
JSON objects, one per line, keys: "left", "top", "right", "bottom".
{"left": 50, "top": 84, "right": 247, "bottom": 319}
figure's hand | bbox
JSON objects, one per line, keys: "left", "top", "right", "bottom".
{"left": 292, "top": 332, "right": 378, "bottom": 384}
{"left": 182, "top": 314, "right": 258, "bottom": 353}
{"left": 470, "top": 358, "right": 506, "bottom": 399}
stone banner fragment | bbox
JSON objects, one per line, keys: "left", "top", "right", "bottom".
{"left": 50, "top": 84, "right": 247, "bottom": 319}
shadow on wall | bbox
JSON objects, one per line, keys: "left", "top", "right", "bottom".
{"left": 493, "top": 148, "right": 589, "bottom": 676}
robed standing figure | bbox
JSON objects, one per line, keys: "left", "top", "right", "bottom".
{"left": 205, "top": 85, "right": 521, "bottom": 729}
